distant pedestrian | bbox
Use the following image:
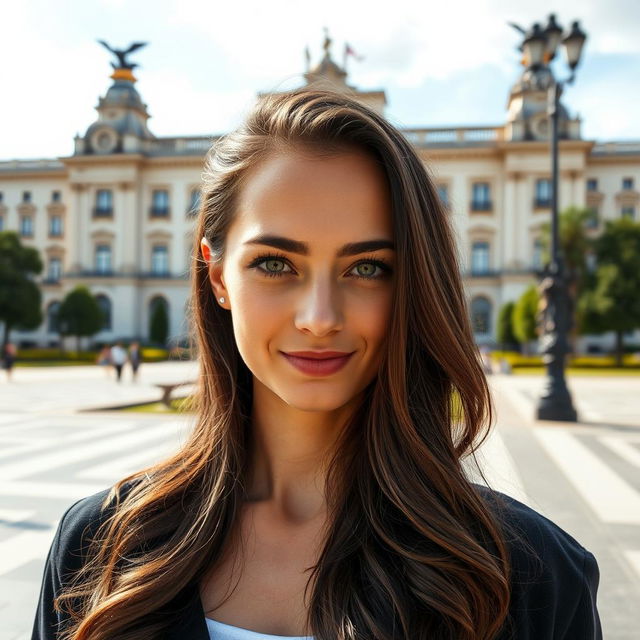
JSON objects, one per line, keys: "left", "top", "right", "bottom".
{"left": 96, "top": 345, "right": 112, "bottom": 377}
{"left": 2, "top": 342, "right": 17, "bottom": 381}
{"left": 110, "top": 342, "right": 127, "bottom": 382}
{"left": 128, "top": 341, "right": 142, "bottom": 382}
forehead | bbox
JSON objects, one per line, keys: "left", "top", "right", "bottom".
{"left": 229, "top": 148, "right": 393, "bottom": 247}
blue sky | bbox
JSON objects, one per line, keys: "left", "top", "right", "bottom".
{"left": 2, "top": 0, "right": 639, "bottom": 159}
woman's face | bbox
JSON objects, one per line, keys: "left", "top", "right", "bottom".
{"left": 201, "top": 147, "right": 395, "bottom": 412}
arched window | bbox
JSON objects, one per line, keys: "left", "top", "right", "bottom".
{"left": 95, "top": 294, "right": 112, "bottom": 331}
{"left": 149, "top": 295, "right": 169, "bottom": 316}
{"left": 471, "top": 296, "right": 492, "bottom": 335}
{"left": 47, "top": 301, "right": 61, "bottom": 333}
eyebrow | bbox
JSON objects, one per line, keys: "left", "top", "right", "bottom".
{"left": 243, "top": 234, "right": 395, "bottom": 257}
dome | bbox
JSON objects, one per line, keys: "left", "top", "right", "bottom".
{"left": 99, "top": 79, "right": 148, "bottom": 115}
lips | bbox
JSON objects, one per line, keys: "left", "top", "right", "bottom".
{"left": 283, "top": 350, "right": 354, "bottom": 360}
{"left": 280, "top": 351, "right": 355, "bottom": 376}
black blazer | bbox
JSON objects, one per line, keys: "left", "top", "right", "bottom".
{"left": 31, "top": 483, "right": 602, "bottom": 639}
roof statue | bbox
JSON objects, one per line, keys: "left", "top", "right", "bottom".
{"left": 97, "top": 40, "right": 148, "bottom": 70}
{"left": 322, "top": 27, "right": 332, "bottom": 58}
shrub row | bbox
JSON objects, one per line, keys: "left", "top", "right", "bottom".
{"left": 490, "top": 350, "right": 640, "bottom": 368}
{"left": 15, "top": 347, "right": 174, "bottom": 363}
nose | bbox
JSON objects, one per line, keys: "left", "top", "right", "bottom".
{"left": 294, "top": 274, "right": 344, "bottom": 336}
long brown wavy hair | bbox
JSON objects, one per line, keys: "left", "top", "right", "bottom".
{"left": 57, "top": 88, "right": 520, "bottom": 639}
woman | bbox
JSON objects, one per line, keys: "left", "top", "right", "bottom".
{"left": 32, "top": 88, "right": 601, "bottom": 639}
{"left": 2, "top": 342, "right": 17, "bottom": 381}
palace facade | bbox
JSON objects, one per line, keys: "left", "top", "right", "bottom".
{"left": 1, "top": 38, "right": 638, "bottom": 350}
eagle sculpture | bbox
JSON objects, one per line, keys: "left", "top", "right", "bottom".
{"left": 98, "top": 40, "right": 148, "bottom": 70}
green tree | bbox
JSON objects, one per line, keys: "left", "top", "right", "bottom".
{"left": 579, "top": 218, "right": 640, "bottom": 366}
{"left": 57, "top": 286, "right": 104, "bottom": 351}
{"left": 0, "top": 231, "right": 43, "bottom": 349}
{"left": 539, "top": 206, "right": 592, "bottom": 287}
{"left": 149, "top": 299, "right": 169, "bottom": 346}
{"left": 496, "top": 301, "right": 519, "bottom": 351}
{"left": 512, "top": 285, "right": 539, "bottom": 354}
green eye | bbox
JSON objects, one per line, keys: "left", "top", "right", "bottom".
{"left": 350, "top": 257, "right": 393, "bottom": 280}
{"left": 354, "top": 263, "right": 377, "bottom": 277}
{"left": 263, "top": 260, "right": 284, "bottom": 273}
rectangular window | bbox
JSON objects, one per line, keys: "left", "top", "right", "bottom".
{"left": 22, "top": 191, "right": 32, "bottom": 203}
{"left": 188, "top": 188, "right": 201, "bottom": 215}
{"left": 535, "top": 178, "right": 552, "bottom": 207}
{"left": 586, "top": 178, "right": 598, "bottom": 192}
{"left": 20, "top": 216, "right": 33, "bottom": 237}
{"left": 621, "top": 206, "right": 636, "bottom": 220}
{"left": 151, "top": 245, "right": 169, "bottom": 274}
{"left": 52, "top": 190, "right": 61, "bottom": 203}
{"left": 622, "top": 177, "right": 634, "bottom": 191}
{"left": 471, "top": 182, "right": 491, "bottom": 211}
{"left": 95, "top": 189, "right": 113, "bottom": 216}
{"left": 436, "top": 184, "right": 449, "bottom": 207}
{"left": 151, "top": 189, "right": 170, "bottom": 217}
{"left": 586, "top": 206, "right": 599, "bottom": 229}
{"left": 0, "top": 191, "right": 3, "bottom": 203}
{"left": 95, "top": 244, "right": 112, "bottom": 273}
{"left": 48, "top": 257, "right": 62, "bottom": 281}
{"left": 49, "top": 215, "right": 63, "bottom": 237}
{"left": 0, "top": 216, "right": 4, "bottom": 231}
{"left": 471, "top": 241, "right": 490, "bottom": 274}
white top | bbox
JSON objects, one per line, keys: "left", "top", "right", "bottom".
{"left": 110, "top": 345, "right": 127, "bottom": 365}
{"left": 205, "top": 618, "right": 314, "bottom": 640}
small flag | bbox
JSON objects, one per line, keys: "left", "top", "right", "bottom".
{"left": 344, "top": 43, "right": 364, "bottom": 61}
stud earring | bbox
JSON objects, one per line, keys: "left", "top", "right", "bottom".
{"left": 219, "top": 297, "right": 225, "bottom": 304}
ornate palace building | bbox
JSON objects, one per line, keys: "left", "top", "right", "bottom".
{"left": 1, "top": 36, "right": 638, "bottom": 350}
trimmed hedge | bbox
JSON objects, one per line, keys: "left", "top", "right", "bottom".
{"left": 16, "top": 349, "right": 96, "bottom": 362}
{"left": 490, "top": 350, "right": 640, "bottom": 369}
{"left": 15, "top": 347, "right": 175, "bottom": 363}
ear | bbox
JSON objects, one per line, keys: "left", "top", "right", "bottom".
{"left": 200, "top": 237, "right": 229, "bottom": 309}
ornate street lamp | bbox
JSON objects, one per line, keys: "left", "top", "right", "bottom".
{"left": 516, "top": 15, "right": 587, "bottom": 421}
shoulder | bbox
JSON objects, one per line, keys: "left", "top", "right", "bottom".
{"left": 32, "top": 482, "right": 143, "bottom": 638}
{"left": 472, "top": 483, "right": 593, "bottom": 571}
{"left": 472, "top": 484, "right": 602, "bottom": 639}
{"left": 52, "top": 480, "right": 139, "bottom": 578}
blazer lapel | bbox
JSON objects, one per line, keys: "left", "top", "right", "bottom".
{"left": 166, "top": 582, "right": 209, "bottom": 639}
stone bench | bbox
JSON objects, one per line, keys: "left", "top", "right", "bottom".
{"left": 154, "top": 380, "right": 196, "bottom": 408}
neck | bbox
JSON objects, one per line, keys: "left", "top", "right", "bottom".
{"left": 245, "top": 378, "right": 362, "bottom": 524}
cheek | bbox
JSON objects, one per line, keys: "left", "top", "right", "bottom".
{"left": 350, "top": 289, "right": 394, "bottom": 349}
{"left": 227, "top": 282, "right": 284, "bottom": 351}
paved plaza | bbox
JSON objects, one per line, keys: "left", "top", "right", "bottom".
{"left": 0, "top": 364, "right": 639, "bottom": 639}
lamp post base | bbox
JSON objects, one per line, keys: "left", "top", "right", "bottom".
{"left": 536, "top": 390, "right": 578, "bottom": 422}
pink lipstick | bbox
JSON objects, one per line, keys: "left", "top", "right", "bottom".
{"left": 281, "top": 351, "right": 355, "bottom": 376}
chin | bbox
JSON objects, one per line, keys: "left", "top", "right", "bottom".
{"left": 281, "top": 389, "right": 356, "bottom": 413}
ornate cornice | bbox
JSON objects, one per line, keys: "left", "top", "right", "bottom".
{"left": 17, "top": 203, "right": 36, "bottom": 215}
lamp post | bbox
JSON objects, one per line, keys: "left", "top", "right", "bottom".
{"left": 520, "top": 15, "right": 587, "bottom": 421}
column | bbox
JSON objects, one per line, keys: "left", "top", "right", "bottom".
{"left": 117, "top": 182, "right": 137, "bottom": 274}
{"left": 502, "top": 172, "right": 520, "bottom": 269}
{"left": 69, "top": 183, "right": 88, "bottom": 273}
